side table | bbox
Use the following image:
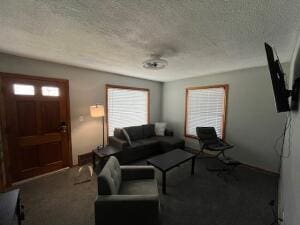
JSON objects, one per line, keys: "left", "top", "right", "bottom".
{"left": 92, "top": 145, "right": 122, "bottom": 170}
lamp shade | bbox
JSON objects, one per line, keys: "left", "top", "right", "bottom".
{"left": 90, "top": 104, "right": 105, "bottom": 117}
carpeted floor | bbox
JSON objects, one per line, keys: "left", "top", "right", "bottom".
{"left": 15, "top": 157, "right": 277, "bottom": 225}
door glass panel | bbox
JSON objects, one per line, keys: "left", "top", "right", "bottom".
{"left": 13, "top": 84, "right": 35, "bottom": 95}
{"left": 42, "top": 86, "right": 59, "bottom": 96}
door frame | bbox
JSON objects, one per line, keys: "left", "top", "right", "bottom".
{"left": 0, "top": 72, "right": 73, "bottom": 187}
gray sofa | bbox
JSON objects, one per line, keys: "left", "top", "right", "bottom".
{"left": 109, "top": 124, "right": 185, "bottom": 162}
{"left": 95, "top": 156, "right": 160, "bottom": 225}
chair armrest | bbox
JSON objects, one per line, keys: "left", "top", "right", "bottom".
{"left": 206, "top": 138, "right": 234, "bottom": 151}
{"left": 121, "top": 166, "right": 155, "bottom": 180}
{"left": 109, "top": 136, "right": 128, "bottom": 150}
{"left": 95, "top": 195, "right": 160, "bottom": 225}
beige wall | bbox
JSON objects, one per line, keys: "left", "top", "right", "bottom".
{"left": 0, "top": 53, "right": 163, "bottom": 165}
{"left": 162, "top": 64, "right": 289, "bottom": 172}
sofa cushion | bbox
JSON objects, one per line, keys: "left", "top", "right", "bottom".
{"left": 114, "top": 128, "right": 126, "bottom": 140}
{"left": 98, "top": 156, "right": 121, "bottom": 195}
{"left": 124, "top": 126, "right": 143, "bottom": 141}
{"left": 142, "top": 124, "right": 155, "bottom": 138}
{"left": 119, "top": 179, "right": 158, "bottom": 195}
{"left": 124, "top": 141, "right": 145, "bottom": 151}
{"left": 136, "top": 138, "right": 159, "bottom": 147}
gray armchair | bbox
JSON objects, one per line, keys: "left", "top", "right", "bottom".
{"left": 95, "top": 156, "right": 161, "bottom": 225}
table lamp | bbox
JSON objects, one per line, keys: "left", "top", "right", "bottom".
{"left": 90, "top": 104, "right": 105, "bottom": 148}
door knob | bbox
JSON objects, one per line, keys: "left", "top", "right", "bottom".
{"left": 59, "top": 122, "right": 68, "bottom": 133}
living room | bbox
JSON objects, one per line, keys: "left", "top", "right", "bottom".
{"left": 0, "top": 1, "right": 300, "bottom": 225}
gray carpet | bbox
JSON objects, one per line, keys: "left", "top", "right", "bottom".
{"left": 15, "top": 157, "right": 277, "bottom": 225}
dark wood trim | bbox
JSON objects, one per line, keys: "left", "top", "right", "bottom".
{"left": 78, "top": 152, "right": 93, "bottom": 166}
{"left": 0, "top": 72, "right": 69, "bottom": 83}
{"left": 65, "top": 80, "right": 73, "bottom": 167}
{"left": 105, "top": 85, "right": 108, "bottom": 145}
{"left": 222, "top": 85, "right": 229, "bottom": 139}
{"left": 105, "top": 84, "right": 150, "bottom": 92}
{"left": 0, "top": 75, "right": 9, "bottom": 189}
{"left": 184, "top": 84, "right": 229, "bottom": 140}
{"left": 147, "top": 90, "right": 150, "bottom": 124}
{"left": 105, "top": 84, "right": 150, "bottom": 137}
{"left": 184, "top": 88, "right": 189, "bottom": 139}
{"left": 0, "top": 72, "right": 73, "bottom": 186}
{"left": 185, "top": 84, "right": 228, "bottom": 90}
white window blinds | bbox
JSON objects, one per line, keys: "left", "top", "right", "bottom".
{"left": 107, "top": 86, "right": 149, "bottom": 136}
{"left": 186, "top": 86, "right": 227, "bottom": 138}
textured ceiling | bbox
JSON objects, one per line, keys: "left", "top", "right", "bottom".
{"left": 0, "top": 0, "right": 300, "bottom": 82}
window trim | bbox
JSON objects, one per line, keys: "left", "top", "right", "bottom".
{"left": 184, "top": 84, "right": 229, "bottom": 140}
{"left": 105, "top": 84, "right": 150, "bottom": 137}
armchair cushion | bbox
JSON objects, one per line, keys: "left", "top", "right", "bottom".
{"left": 98, "top": 156, "right": 121, "bottom": 195}
{"left": 119, "top": 179, "right": 158, "bottom": 195}
{"left": 121, "top": 165, "right": 155, "bottom": 180}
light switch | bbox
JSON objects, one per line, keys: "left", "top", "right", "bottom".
{"left": 79, "top": 116, "right": 84, "bottom": 122}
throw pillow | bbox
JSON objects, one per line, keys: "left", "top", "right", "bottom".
{"left": 123, "top": 126, "right": 143, "bottom": 141}
{"left": 114, "top": 128, "right": 126, "bottom": 140}
{"left": 155, "top": 122, "right": 167, "bottom": 136}
{"left": 142, "top": 124, "right": 155, "bottom": 138}
{"left": 122, "top": 129, "right": 132, "bottom": 146}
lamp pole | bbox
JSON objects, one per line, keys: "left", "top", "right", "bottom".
{"left": 90, "top": 104, "right": 105, "bottom": 149}
{"left": 102, "top": 116, "right": 105, "bottom": 148}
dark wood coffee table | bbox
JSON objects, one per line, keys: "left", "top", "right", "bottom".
{"left": 146, "top": 149, "right": 196, "bottom": 194}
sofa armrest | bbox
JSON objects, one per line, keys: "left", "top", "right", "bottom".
{"left": 95, "top": 195, "right": 160, "bottom": 225}
{"left": 165, "top": 129, "right": 174, "bottom": 136}
{"left": 109, "top": 136, "right": 128, "bottom": 150}
{"left": 121, "top": 166, "right": 155, "bottom": 180}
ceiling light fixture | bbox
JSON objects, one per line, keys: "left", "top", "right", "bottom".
{"left": 142, "top": 55, "right": 168, "bottom": 70}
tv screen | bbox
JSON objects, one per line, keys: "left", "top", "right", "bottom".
{"left": 264, "top": 42, "right": 290, "bottom": 112}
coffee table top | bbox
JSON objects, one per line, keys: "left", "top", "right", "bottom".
{"left": 146, "top": 149, "right": 196, "bottom": 172}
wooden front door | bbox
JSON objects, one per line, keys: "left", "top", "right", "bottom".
{"left": 1, "top": 74, "right": 72, "bottom": 182}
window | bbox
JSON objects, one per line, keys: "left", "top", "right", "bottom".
{"left": 107, "top": 85, "right": 149, "bottom": 136}
{"left": 13, "top": 84, "right": 35, "bottom": 95}
{"left": 185, "top": 85, "right": 228, "bottom": 139}
{"left": 42, "top": 86, "right": 59, "bottom": 96}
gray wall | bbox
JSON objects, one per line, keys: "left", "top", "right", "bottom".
{"left": 162, "top": 64, "right": 289, "bottom": 172}
{"left": 0, "top": 53, "right": 163, "bottom": 165}
{"left": 279, "top": 37, "right": 300, "bottom": 225}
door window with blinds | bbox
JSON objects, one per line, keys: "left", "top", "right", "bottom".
{"left": 185, "top": 85, "right": 228, "bottom": 139}
{"left": 107, "top": 85, "right": 149, "bottom": 136}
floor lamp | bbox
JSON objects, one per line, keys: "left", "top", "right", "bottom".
{"left": 90, "top": 104, "right": 105, "bottom": 148}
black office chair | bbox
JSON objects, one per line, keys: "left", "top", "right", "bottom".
{"left": 196, "top": 127, "right": 240, "bottom": 180}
